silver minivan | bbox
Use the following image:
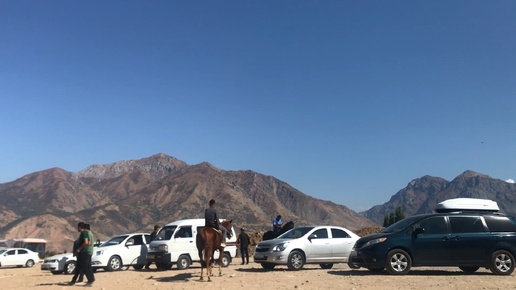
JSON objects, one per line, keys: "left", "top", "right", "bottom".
{"left": 253, "top": 225, "right": 360, "bottom": 270}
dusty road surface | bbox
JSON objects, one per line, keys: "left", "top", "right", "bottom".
{"left": 1, "top": 262, "right": 516, "bottom": 290}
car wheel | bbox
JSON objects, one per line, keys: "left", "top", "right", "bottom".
{"left": 65, "top": 261, "right": 77, "bottom": 274}
{"left": 25, "top": 259, "right": 35, "bottom": 267}
{"left": 490, "top": 250, "right": 515, "bottom": 275}
{"left": 385, "top": 249, "right": 412, "bottom": 275}
{"left": 260, "top": 262, "right": 276, "bottom": 270}
{"left": 133, "top": 264, "right": 144, "bottom": 270}
{"left": 287, "top": 250, "right": 305, "bottom": 271}
{"left": 221, "top": 253, "right": 231, "bottom": 267}
{"left": 107, "top": 256, "right": 122, "bottom": 271}
{"left": 176, "top": 255, "right": 191, "bottom": 270}
{"left": 459, "top": 266, "right": 479, "bottom": 273}
{"left": 319, "top": 263, "right": 333, "bottom": 269}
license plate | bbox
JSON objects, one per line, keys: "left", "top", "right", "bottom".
{"left": 146, "top": 254, "right": 155, "bottom": 259}
{"left": 254, "top": 254, "right": 264, "bottom": 259}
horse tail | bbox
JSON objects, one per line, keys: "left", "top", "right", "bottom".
{"left": 196, "top": 228, "right": 207, "bottom": 265}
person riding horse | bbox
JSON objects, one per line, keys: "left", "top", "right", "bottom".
{"left": 205, "top": 199, "right": 227, "bottom": 247}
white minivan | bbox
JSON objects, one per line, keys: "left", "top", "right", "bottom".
{"left": 146, "top": 219, "right": 237, "bottom": 270}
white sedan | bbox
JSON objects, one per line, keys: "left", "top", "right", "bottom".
{"left": 41, "top": 252, "right": 76, "bottom": 274}
{"left": 254, "top": 226, "right": 360, "bottom": 270}
{"left": 0, "top": 248, "right": 40, "bottom": 268}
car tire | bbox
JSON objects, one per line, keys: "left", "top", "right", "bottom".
{"left": 176, "top": 255, "right": 191, "bottom": 270}
{"left": 260, "top": 262, "right": 276, "bottom": 270}
{"left": 133, "top": 264, "right": 144, "bottom": 270}
{"left": 490, "top": 250, "right": 515, "bottom": 275}
{"left": 64, "top": 261, "right": 76, "bottom": 274}
{"left": 25, "top": 259, "right": 35, "bottom": 267}
{"left": 287, "top": 250, "right": 305, "bottom": 271}
{"left": 221, "top": 253, "right": 231, "bottom": 268}
{"left": 319, "top": 263, "right": 333, "bottom": 269}
{"left": 385, "top": 249, "right": 412, "bottom": 275}
{"left": 459, "top": 266, "right": 479, "bottom": 273}
{"left": 106, "top": 256, "right": 122, "bottom": 271}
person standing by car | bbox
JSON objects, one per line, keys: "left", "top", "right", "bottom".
{"left": 205, "top": 199, "right": 226, "bottom": 247}
{"left": 145, "top": 224, "right": 160, "bottom": 270}
{"left": 237, "top": 227, "right": 250, "bottom": 265}
{"left": 72, "top": 222, "right": 95, "bottom": 286}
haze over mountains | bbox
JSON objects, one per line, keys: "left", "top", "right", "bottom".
{"left": 1, "top": 153, "right": 514, "bottom": 253}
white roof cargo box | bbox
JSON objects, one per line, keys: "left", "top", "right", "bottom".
{"left": 435, "top": 198, "right": 500, "bottom": 213}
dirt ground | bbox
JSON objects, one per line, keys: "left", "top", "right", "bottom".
{"left": 1, "top": 261, "right": 516, "bottom": 290}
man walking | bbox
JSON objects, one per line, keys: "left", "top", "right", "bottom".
{"left": 71, "top": 222, "right": 95, "bottom": 286}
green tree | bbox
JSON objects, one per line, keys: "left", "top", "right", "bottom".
{"left": 395, "top": 206, "right": 405, "bottom": 222}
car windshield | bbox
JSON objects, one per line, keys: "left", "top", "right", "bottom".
{"left": 100, "top": 235, "right": 129, "bottom": 247}
{"left": 381, "top": 216, "right": 421, "bottom": 233}
{"left": 155, "top": 226, "right": 177, "bottom": 240}
{"left": 277, "top": 226, "right": 315, "bottom": 239}
{"left": 0, "top": 249, "right": 5, "bottom": 255}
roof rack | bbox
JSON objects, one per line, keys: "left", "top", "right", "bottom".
{"left": 434, "top": 198, "right": 500, "bottom": 213}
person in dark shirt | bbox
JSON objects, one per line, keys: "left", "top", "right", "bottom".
{"left": 237, "top": 227, "right": 250, "bottom": 265}
{"left": 205, "top": 199, "right": 227, "bottom": 247}
{"left": 145, "top": 224, "right": 160, "bottom": 269}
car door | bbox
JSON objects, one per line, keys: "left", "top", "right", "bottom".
{"left": 329, "top": 228, "right": 355, "bottom": 262}
{"left": 125, "top": 235, "right": 147, "bottom": 265}
{"left": 3, "top": 249, "right": 18, "bottom": 266}
{"left": 173, "top": 226, "right": 195, "bottom": 259}
{"left": 304, "top": 228, "right": 332, "bottom": 262}
{"left": 17, "top": 249, "right": 30, "bottom": 266}
{"left": 448, "top": 215, "right": 489, "bottom": 264}
{"left": 410, "top": 216, "right": 452, "bottom": 266}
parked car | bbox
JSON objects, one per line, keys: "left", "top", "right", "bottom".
{"left": 41, "top": 240, "right": 102, "bottom": 275}
{"left": 0, "top": 248, "right": 40, "bottom": 268}
{"left": 147, "top": 218, "right": 237, "bottom": 270}
{"left": 348, "top": 198, "right": 516, "bottom": 275}
{"left": 41, "top": 252, "right": 76, "bottom": 274}
{"left": 253, "top": 225, "right": 360, "bottom": 270}
{"left": 91, "top": 233, "right": 151, "bottom": 271}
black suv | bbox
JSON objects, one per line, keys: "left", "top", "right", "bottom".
{"left": 348, "top": 209, "right": 516, "bottom": 275}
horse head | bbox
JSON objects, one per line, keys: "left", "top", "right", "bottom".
{"left": 221, "top": 219, "right": 233, "bottom": 239}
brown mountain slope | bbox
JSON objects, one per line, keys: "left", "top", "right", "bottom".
{"left": 0, "top": 154, "right": 375, "bottom": 253}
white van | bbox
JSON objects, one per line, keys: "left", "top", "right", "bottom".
{"left": 146, "top": 219, "right": 237, "bottom": 270}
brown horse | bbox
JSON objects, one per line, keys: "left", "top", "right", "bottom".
{"left": 196, "top": 220, "right": 233, "bottom": 281}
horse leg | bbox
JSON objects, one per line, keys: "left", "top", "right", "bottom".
{"left": 218, "top": 249, "right": 223, "bottom": 276}
{"left": 206, "top": 251, "right": 213, "bottom": 282}
{"left": 199, "top": 250, "right": 204, "bottom": 281}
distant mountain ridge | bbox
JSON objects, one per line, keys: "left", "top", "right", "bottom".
{"left": 361, "top": 170, "right": 516, "bottom": 224}
{"left": 0, "top": 154, "right": 375, "bottom": 253}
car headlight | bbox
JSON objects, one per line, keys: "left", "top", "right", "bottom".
{"left": 158, "top": 245, "right": 168, "bottom": 252}
{"left": 272, "top": 242, "right": 289, "bottom": 252}
{"left": 96, "top": 250, "right": 104, "bottom": 256}
{"left": 362, "top": 237, "right": 387, "bottom": 248}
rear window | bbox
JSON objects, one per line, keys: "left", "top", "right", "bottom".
{"left": 449, "top": 216, "right": 486, "bottom": 233}
{"left": 484, "top": 216, "right": 516, "bottom": 232}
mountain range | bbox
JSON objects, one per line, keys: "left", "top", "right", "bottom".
{"left": 0, "top": 153, "right": 375, "bottom": 253}
{"left": 1, "top": 153, "right": 514, "bottom": 253}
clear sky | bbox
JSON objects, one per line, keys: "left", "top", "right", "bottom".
{"left": 1, "top": 1, "right": 515, "bottom": 211}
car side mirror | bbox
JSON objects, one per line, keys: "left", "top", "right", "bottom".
{"left": 414, "top": 227, "right": 425, "bottom": 236}
{"left": 308, "top": 234, "right": 317, "bottom": 242}
{"left": 126, "top": 241, "right": 134, "bottom": 247}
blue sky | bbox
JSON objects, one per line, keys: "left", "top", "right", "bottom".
{"left": 1, "top": 1, "right": 515, "bottom": 211}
